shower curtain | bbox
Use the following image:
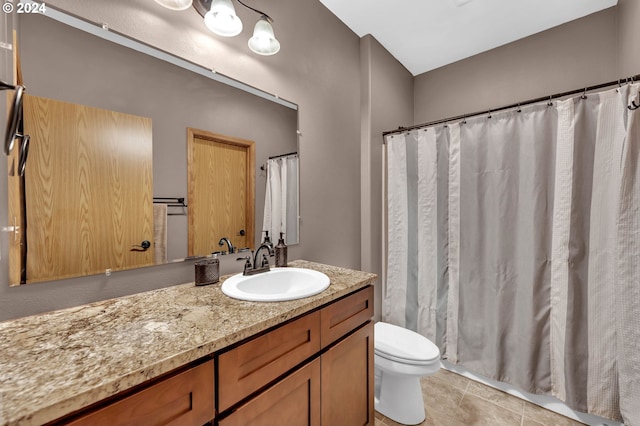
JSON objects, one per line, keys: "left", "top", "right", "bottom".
{"left": 263, "top": 155, "right": 299, "bottom": 244}
{"left": 384, "top": 84, "right": 640, "bottom": 424}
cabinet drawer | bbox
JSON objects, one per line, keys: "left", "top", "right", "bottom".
{"left": 64, "top": 360, "right": 214, "bottom": 426}
{"left": 218, "top": 358, "right": 321, "bottom": 426}
{"left": 218, "top": 311, "right": 321, "bottom": 412}
{"left": 320, "top": 285, "right": 373, "bottom": 348}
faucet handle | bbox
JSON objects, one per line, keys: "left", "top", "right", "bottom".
{"left": 236, "top": 254, "right": 253, "bottom": 274}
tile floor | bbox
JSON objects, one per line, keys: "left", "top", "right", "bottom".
{"left": 375, "top": 369, "right": 586, "bottom": 426}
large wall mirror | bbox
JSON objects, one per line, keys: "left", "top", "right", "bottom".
{"left": 5, "top": 8, "right": 299, "bottom": 285}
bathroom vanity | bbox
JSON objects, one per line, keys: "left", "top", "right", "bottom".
{"left": 0, "top": 261, "right": 376, "bottom": 426}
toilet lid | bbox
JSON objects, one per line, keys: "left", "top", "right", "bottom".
{"left": 375, "top": 322, "right": 440, "bottom": 363}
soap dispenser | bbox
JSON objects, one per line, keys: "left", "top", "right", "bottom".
{"left": 275, "top": 232, "right": 287, "bottom": 267}
{"left": 263, "top": 231, "right": 272, "bottom": 247}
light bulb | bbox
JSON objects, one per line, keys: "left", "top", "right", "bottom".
{"left": 256, "top": 35, "right": 270, "bottom": 49}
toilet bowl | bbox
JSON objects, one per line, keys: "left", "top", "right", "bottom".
{"left": 374, "top": 321, "right": 441, "bottom": 425}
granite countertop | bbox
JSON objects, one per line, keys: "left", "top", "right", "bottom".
{"left": 0, "top": 260, "right": 377, "bottom": 426}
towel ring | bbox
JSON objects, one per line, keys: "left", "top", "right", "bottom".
{"left": 2, "top": 83, "right": 25, "bottom": 156}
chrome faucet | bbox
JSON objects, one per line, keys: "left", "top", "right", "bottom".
{"left": 236, "top": 243, "right": 274, "bottom": 276}
{"left": 218, "top": 237, "right": 235, "bottom": 254}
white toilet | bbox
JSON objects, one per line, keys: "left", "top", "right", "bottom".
{"left": 374, "top": 321, "right": 441, "bottom": 425}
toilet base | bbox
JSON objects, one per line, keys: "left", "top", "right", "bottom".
{"left": 375, "top": 372, "right": 425, "bottom": 425}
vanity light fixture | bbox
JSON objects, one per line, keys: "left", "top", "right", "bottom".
{"left": 247, "top": 15, "right": 280, "bottom": 56}
{"left": 156, "top": 0, "right": 281, "bottom": 56}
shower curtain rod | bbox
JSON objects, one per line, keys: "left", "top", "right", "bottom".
{"left": 268, "top": 151, "right": 298, "bottom": 160}
{"left": 260, "top": 151, "right": 298, "bottom": 171}
{"left": 382, "top": 73, "right": 640, "bottom": 138}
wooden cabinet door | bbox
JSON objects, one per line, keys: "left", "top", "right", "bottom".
{"left": 218, "top": 359, "right": 320, "bottom": 426}
{"left": 321, "top": 322, "right": 374, "bottom": 426}
{"left": 64, "top": 360, "right": 214, "bottom": 426}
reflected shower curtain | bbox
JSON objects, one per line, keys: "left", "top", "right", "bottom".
{"left": 263, "top": 155, "right": 299, "bottom": 244}
{"left": 384, "top": 84, "right": 640, "bottom": 424}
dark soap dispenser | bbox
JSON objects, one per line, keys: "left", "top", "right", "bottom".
{"left": 275, "top": 232, "right": 288, "bottom": 267}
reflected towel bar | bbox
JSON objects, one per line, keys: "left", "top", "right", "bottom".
{"left": 153, "top": 197, "right": 187, "bottom": 216}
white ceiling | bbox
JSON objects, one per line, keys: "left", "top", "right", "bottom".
{"left": 319, "top": 0, "right": 618, "bottom": 76}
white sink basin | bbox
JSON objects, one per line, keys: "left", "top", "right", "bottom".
{"left": 221, "top": 267, "right": 330, "bottom": 302}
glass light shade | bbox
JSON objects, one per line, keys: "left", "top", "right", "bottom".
{"left": 204, "top": 0, "right": 243, "bottom": 37}
{"left": 154, "top": 0, "right": 193, "bottom": 11}
{"left": 248, "top": 16, "right": 280, "bottom": 56}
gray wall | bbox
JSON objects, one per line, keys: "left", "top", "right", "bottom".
{"left": 414, "top": 4, "right": 637, "bottom": 124}
{"left": 0, "top": 0, "right": 363, "bottom": 320}
{"left": 617, "top": 0, "right": 640, "bottom": 76}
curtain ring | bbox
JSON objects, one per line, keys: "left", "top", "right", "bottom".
{"left": 487, "top": 110, "right": 492, "bottom": 119}
{"left": 581, "top": 88, "right": 587, "bottom": 99}
{"left": 547, "top": 95, "right": 553, "bottom": 106}
{"left": 516, "top": 103, "right": 522, "bottom": 113}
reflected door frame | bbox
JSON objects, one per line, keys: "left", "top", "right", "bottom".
{"left": 187, "top": 128, "right": 255, "bottom": 256}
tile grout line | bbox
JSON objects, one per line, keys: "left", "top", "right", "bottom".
{"left": 452, "top": 376, "right": 471, "bottom": 418}
{"left": 465, "top": 378, "right": 528, "bottom": 417}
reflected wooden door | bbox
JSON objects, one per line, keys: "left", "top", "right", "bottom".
{"left": 11, "top": 94, "right": 154, "bottom": 284}
{"left": 187, "top": 129, "right": 255, "bottom": 257}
